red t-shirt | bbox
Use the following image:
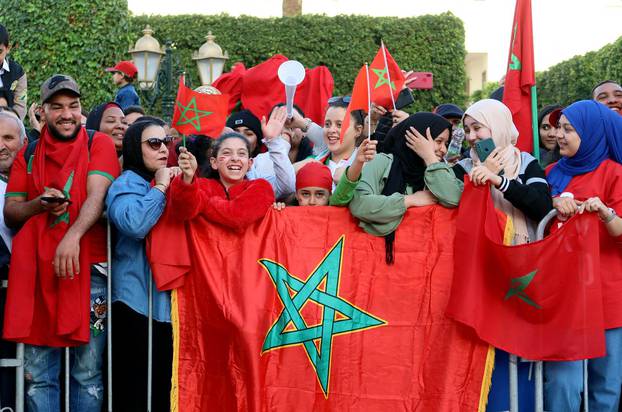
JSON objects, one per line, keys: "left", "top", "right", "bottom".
{"left": 547, "top": 159, "right": 622, "bottom": 329}
{"left": 6, "top": 132, "right": 120, "bottom": 262}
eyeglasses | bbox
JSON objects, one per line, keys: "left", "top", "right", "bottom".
{"left": 143, "top": 136, "right": 173, "bottom": 150}
{"left": 327, "top": 96, "right": 351, "bottom": 105}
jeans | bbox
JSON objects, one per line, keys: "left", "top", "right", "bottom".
{"left": 23, "top": 269, "right": 107, "bottom": 412}
{"left": 544, "top": 327, "right": 622, "bottom": 412}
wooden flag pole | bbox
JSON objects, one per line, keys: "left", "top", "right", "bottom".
{"left": 531, "top": 85, "right": 540, "bottom": 162}
{"left": 365, "top": 63, "right": 371, "bottom": 141}
{"left": 380, "top": 41, "right": 397, "bottom": 112}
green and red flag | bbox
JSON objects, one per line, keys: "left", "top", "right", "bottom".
{"left": 172, "top": 76, "right": 229, "bottom": 137}
{"left": 446, "top": 181, "right": 606, "bottom": 361}
{"left": 339, "top": 65, "right": 370, "bottom": 141}
{"left": 369, "top": 43, "right": 405, "bottom": 110}
{"left": 148, "top": 207, "right": 492, "bottom": 411}
{"left": 502, "top": 0, "right": 538, "bottom": 154}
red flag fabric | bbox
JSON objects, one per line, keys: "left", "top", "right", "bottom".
{"left": 172, "top": 77, "right": 229, "bottom": 137}
{"left": 369, "top": 44, "right": 405, "bottom": 110}
{"left": 446, "top": 181, "right": 606, "bottom": 361}
{"left": 149, "top": 207, "right": 491, "bottom": 411}
{"left": 340, "top": 65, "right": 369, "bottom": 141}
{"left": 213, "top": 55, "right": 334, "bottom": 124}
{"left": 502, "top": 0, "right": 536, "bottom": 153}
{"left": 211, "top": 62, "right": 246, "bottom": 113}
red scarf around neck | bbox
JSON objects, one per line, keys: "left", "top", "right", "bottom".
{"left": 3, "top": 125, "right": 93, "bottom": 346}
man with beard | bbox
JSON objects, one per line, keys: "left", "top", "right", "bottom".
{"left": 592, "top": 80, "right": 622, "bottom": 114}
{"left": 2, "top": 74, "right": 119, "bottom": 411}
{"left": 0, "top": 110, "right": 26, "bottom": 411}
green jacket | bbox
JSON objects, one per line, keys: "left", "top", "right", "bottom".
{"left": 348, "top": 153, "right": 463, "bottom": 236}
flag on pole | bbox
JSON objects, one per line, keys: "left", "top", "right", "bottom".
{"left": 502, "top": 0, "right": 537, "bottom": 154}
{"left": 339, "top": 65, "right": 369, "bottom": 142}
{"left": 369, "top": 43, "right": 405, "bottom": 110}
{"left": 172, "top": 76, "right": 229, "bottom": 137}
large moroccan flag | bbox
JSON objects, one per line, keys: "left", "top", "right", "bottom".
{"left": 502, "top": 0, "right": 537, "bottom": 154}
{"left": 172, "top": 76, "right": 229, "bottom": 137}
{"left": 446, "top": 181, "right": 606, "bottom": 361}
{"left": 148, "top": 206, "right": 492, "bottom": 411}
{"left": 369, "top": 43, "right": 405, "bottom": 110}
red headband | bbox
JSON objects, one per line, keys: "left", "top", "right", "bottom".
{"left": 296, "top": 162, "right": 333, "bottom": 192}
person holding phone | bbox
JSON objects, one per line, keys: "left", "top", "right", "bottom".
{"left": 452, "top": 99, "right": 552, "bottom": 412}
{"left": 105, "top": 117, "right": 178, "bottom": 411}
{"left": 454, "top": 99, "right": 552, "bottom": 244}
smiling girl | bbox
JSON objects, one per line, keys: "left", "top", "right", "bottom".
{"left": 170, "top": 132, "right": 274, "bottom": 229}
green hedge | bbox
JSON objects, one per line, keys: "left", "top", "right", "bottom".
{"left": 0, "top": 0, "right": 132, "bottom": 112}
{"left": 129, "top": 13, "right": 467, "bottom": 112}
{"left": 537, "top": 37, "right": 622, "bottom": 107}
{"left": 1, "top": 4, "right": 467, "bottom": 115}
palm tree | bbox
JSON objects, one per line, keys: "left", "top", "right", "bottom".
{"left": 282, "top": 0, "right": 302, "bottom": 16}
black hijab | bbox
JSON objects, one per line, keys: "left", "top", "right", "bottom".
{"left": 381, "top": 112, "right": 452, "bottom": 264}
{"left": 122, "top": 117, "right": 166, "bottom": 182}
{"left": 85, "top": 102, "right": 122, "bottom": 131}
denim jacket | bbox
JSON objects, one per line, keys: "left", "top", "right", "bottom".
{"left": 106, "top": 170, "right": 170, "bottom": 322}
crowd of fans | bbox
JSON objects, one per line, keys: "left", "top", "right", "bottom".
{"left": 2, "top": 22, "right": 622, "bottom": 412}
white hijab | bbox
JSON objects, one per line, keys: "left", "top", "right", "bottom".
{"left": 464, "top": 99, "right": 529, "bottom": 245}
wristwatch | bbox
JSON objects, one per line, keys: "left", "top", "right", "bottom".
{"left": 602, "top": 207, "right": 617, "bottom": 224}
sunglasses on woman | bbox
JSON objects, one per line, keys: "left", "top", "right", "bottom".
{"left": 327, "top": 96, "right": 352, "bottom": 105}
{"left": 143, "top": 136, "right": 174, "bottom": 150}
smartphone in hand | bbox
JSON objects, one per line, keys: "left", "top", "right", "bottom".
{"left": 474, "top": 138, "right": 495, "bottom": 162}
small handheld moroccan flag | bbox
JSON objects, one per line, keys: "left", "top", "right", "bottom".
{"left": 369, "top": 43, "right": 405, "bottom": 110}
{"left": 339, "top": 65, "right": 369, "bottom": 142}
{"left": 172, "top": 76, "right": 229, "bottom": 138}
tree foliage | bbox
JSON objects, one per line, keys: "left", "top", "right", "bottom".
{"left": 0, "top": 0, "right": 132, "bottom": 111}
{"left": 1, "top": 3, "right": 468, "bottom": 115}
{"left": 537, "top": 37, "right": 622, "bottom": 107}
{"left": 129, "top": 12, "right": 467, "bottom": 112}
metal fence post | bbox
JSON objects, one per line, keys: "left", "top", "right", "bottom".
{"left": 106, "top": 218, "right": 113, "bottom": 412}
{"left": 148, "top": 276, "right": 153, "bottom": 412}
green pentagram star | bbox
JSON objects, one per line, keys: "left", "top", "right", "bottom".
{"left": 175, "top": 97, "right": 212, "bottom": 132}
{"left": 372, "top": 67, "right": 396, "bottom": 90}
{"left": 504, "top": 269, "right": 541, "bottom": 309}
{"left": 259, "top": 236, "right": 385, "bottom": 397}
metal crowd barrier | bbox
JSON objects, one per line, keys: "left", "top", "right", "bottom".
{"left": 1, "top": 209, "right": 594, "bottom": 412}
{"left": 0, "top": 281, "right": 24, "bottom": 412}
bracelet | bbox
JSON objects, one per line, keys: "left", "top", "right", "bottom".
{"left": 154, "top": 183, "right": 167, "bottom": 193}
{"left": 301, "top": 118, "right": 312, "bottom": 133}
{"left": 602, "top": 207, "right": 617, "bottom": 224}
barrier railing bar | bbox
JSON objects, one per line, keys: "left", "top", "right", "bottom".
{"left": 106, "top": 219, "right": 113, "bottom": 412}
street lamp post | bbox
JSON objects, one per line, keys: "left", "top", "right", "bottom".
{"left": 193, "top": 32, "right": 229, "bottom": 87}
{"left": 130, "top": 25, "right": 229, "bottom": 122}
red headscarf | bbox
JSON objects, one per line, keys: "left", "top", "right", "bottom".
{"left": 296, "top": 162, "right": 332, "bottom": 192}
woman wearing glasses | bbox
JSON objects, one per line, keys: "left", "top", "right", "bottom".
{"left": 105, "top": 117, "right": 179, "bottom": 411}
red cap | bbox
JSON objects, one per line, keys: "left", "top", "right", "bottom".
{"left": 548, "top": 108, "right": 563, "bottom": 128}
{"left": 296, "top": 162, "right": 333, "bottom": 192}
{"left": 105, "top": 60, "right": 138, "bottom": 78}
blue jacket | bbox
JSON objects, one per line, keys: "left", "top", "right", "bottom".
{"left": 106, "top": 170, "right": 170, "bottom": 322}
{"left": 114, "top": 84, "right": 140, "bottom": 111}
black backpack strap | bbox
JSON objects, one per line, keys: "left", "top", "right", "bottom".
{"left": 85, "top": 129, "right": 96, "bottom": 149}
